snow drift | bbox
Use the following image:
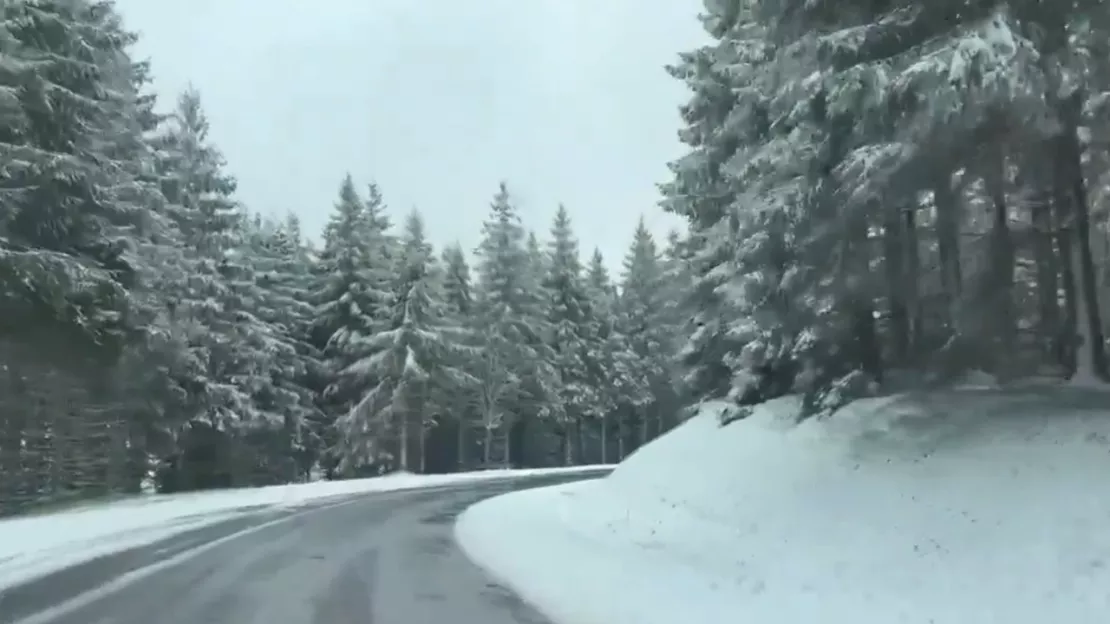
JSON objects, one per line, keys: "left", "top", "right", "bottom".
{"left": 456, "top": 387, "right": 1110, "bottom": 624}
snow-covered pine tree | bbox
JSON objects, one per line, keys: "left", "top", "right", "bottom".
{"left": 442, "top": 243, "right": 474, "bottom": 317}
{"left": 740, "top": 0, "right": 1102, "bottom": 407}
{"left": 586, "top": 249, "right": 617, "bottom": 301}
{"left": 240, "top": 212, "right": 322, "bottom": 480}
{"left": 650, "top": 229, "right": 692, "bottom": 429}
{"left": 660, "top": 0, "right": 769, "bottom": 408}
{"left": 665, "top": 0, "right": 893, "bottom": 415}
{"left": 659, "top": 228, "right": 693, "bottom": 368}
{"left": 220, "top": 215, "right": 284, "bottom": 427}
{"left": 101, "top": 28, "right": 209, "bottom": 489}
{"left": 617, "top": 218, "right": 669, "bottom": 450}
{"left": 276, "top": 213, "right": 328, "bottom": 474}
{"left": 581, "top": 248, "right": 626, "bottom": 462}
{"left": 440, "top": 242, "right": 481, "bottom": 469}
{"left": 521, "top": 229, "right": 564, "bottom": 461}
{"left": 471, "top": 183, "right": 545, "bottom": 465}
{"left": 127, "top": 78, "right": 212, "bottom": 485}
{"left": 314, "top": 175, "right": 394, "bottom": 471}
{"left": 0, "top": 0, "right": 159, "bottom": 503}
{"left": 313, "top": 177, "right": 386, "bottom": 386}
{"left": 0, "top": 0, "right": 139, "bottom": 347}
{"left": 155, "top": 88, "right": 276, "bottom": 432}
{"left": 543, "top": 205, "right": 598, "bottom": 465}
{"left": 338, "top": 210, "right": 472, "bottom": 472}
{"left": 363, "top": 182, "right": 396, "bottom": 265}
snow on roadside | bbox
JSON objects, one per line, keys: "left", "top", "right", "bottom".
{"left": 0, "top": 465, "right": 610, "bottom": 590}
{"left": 457, "top": 390, "right": 1110, "bottom": 624}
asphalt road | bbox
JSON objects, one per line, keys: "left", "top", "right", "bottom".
{"left": 1, "top": 471, "right": 608, "bottom": 624}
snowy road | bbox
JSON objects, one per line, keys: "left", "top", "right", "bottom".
{"left": 2, "top": 471, "right": 609, "bottom": 624}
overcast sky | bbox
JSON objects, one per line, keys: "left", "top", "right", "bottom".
{"left": 113, "top": 0, "right": 706, "bottom": 271}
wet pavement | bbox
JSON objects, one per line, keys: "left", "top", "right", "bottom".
{"left": 1, "top": 471, "right": 608, "bottom": 624}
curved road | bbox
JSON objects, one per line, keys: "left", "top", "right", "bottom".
{"left": 2, "top": 471, "right": 606, "bottom": 624}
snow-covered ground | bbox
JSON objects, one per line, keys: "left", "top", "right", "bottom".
{"left": 457, "top": 387, "right": 1110, "bottom": 624}
{"left": 0, "top": 465, "right": 608, "bottom": 591}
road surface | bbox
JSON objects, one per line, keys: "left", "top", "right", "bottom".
{"left": 1, "top": 471, "right": 607, "bottom": 624}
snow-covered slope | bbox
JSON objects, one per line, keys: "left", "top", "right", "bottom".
{"left": 456, "top": 388, "right": 1110, "bottom": 624}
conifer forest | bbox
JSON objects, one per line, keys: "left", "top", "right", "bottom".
{"left": 4, "top": 0, "right": 1110, "bottom": 516}
{"left": 0, "top": 0, "right": 689, "bottom": 514}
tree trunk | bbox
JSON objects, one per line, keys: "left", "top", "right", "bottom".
{"left": 984, "top": 148, "right": 1016, "bottom": 369}
{"left": 398, "top": 410, "right": 409, "bottom": 472}
{"left": 574, "top": 419, "right": 585, "bottom": 464}
{"left": 456, "top": 416, "right": 467, "bottom": 472}
{"left": 1058, "top": 92, "right": 1107, "bottom": 379}
{"left": 483, "top": 424, "right": 493, "bottom": 465}
{"left": 616, "top": 411, "right": 626, "bottom": 461}
{"left": 904, "top": 204, "right": 923, "bottom": 357}
{"left": 1029, "top": 170, "right": 1060, "bottom": 362}
{"left": 599, "top": 414, "right": 608, "bottom": 464}
{"left": 934, "top": 172, "right": 963, "bottom": 329}
{"left": 562, "top": 425, "right": 572, "bottom": 466}
{"left": 1071, "top": 244, "right": 1099, "bottom": 382}
{"left": 847, "top": 207, "right": 881, "bottom": 381}
{"left": 883, "top": 202, "right": 910, "bottom": 365}
{"left": 418, "top": 421, "right": 426, "bottom": 474}
{"left": 1052, "top": 144, "right": 1080, "bottom": 374}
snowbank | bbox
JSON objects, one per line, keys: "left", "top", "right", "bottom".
{"left": 0, "top": 465, "right": 609, "bottom": 590}
{"left": 456, "top": 389, "right": 1110, "bottom": 624}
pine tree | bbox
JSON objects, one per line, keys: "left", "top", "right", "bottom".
{"left": 583, "top": 250, "right": 617, "bottom": 461}
{"left": 521, "top": 227, "right": 563, "bottom": 461}
{"left": 121, "top": 52, "right": 203, "bottom": 471}
{"left": 543, "top": 205, "right": 596, "bottom": 464}
{"left": 471, "top": 183, "right": 544, "bottom": 465}
{"left": 241, "top": 213, "right": 322, "bottom": 479}
{"left": 659, "top": 1, "right": 768, "bottom": 407}
{"left": 654, "top": 229, "right": 691, "bottom": 424}
{"left": 618, "top": 218, "right": 668, "bottom": 450}
{"left": 339, "top": 210, "right": 471, "bottom": 472}
{"left": 0, "top": 0, "right": 140, "bottom": 347}
{"left": 440, "top": 242, "right": 480, "bottom": 469}
{"left": 0, "top": 0, "right": 206, "bottom": 501}
{"left": 155, "top": 88, "right": 274, "bottom": 431}
{"left": 314, "top": 176, "right": 393, "bottom": 409}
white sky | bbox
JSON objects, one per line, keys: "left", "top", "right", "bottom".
{"left": 112, "top": 0, "right": 707, "bottom": 271}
